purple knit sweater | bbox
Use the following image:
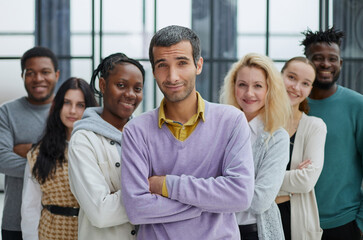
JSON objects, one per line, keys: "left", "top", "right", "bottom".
{"left": 121, "top": 101, "right": 254, "bottom": 240}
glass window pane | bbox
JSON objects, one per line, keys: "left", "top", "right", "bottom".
{"left": 103, "top": 0, "right": 143, "bottom": 32}
{"left": 269, "top": 36, "right": 305, "bottom": 59}
{"left": 156, "top": 0, "right": 192, "bottom": 29}
{"left": 237, "top": 36, "right": 266, "bottom": 58}
{"left": 71, "top": 0, "right": 92, "bottom": 32}
{"left": 0, "top": 0, "right": 34, "bottom": 32}
{"left": 71, "top": 59, "right": 93, "bottom": 83}
{"left": 238, "top": 0, "right": 266, "bottom": 34}
{"left": 71, "top": 35, "right": 92, "bottom": 56}
{"left": 270, "top": 0, "right": 319, "bottom": 33}
{"left": 0, "top": 36, "right": 34, "bottom": 56}
{"left": 102, "top": 36, "right": 144, "bottom": 59}
{"left": 274, "top": 61, "right": 286, "bottom": 72}
{"left": 0, "top": 60, "right": 27, "bottom": 104}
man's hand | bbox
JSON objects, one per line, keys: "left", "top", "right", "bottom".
{"left": 13, "top": 143, "right": 32, "bottom": 158}
{"left": 148, "top": 175, "right": 166, "bottom": 195}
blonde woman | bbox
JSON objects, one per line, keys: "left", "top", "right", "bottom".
{"left": 220, "top": 53, "right": 291, "bottom": 240}
{"left": 276, "top": 56, "right": 326, "bottom": 240}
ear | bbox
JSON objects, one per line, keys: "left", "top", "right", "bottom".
{"left": 196, "top": 57, "right": 203, "bottom": 75}
{"left": 55, "top": 70, "right": 60, "bottom": 81}
{"left": 99, "top": 77, "right": 106, "bottom": 95}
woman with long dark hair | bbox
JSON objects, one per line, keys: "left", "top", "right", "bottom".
{"left": 68, "top": 53, "right": 144, "bottom": 239}
{"left": 21, "top": 77, "right": 97, "bottom": 240}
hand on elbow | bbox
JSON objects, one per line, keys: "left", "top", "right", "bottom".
{"left": 148, "top": 175, "right": 165, "bottom": 195}
{"left": 297, "top": 159, "right": 311, "bottom": 170}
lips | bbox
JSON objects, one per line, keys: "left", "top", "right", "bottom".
{"left": 66, "top": 117, "right": 78, "bottom": 122}
{"left": 33, "top": 86, "right": 48, "bottom": 93}
{"left": 317, "top": 70, "right": 333, "bottom": 78}
{"left": 243, "top": 99, "right": 257, "bottom": 104}
{"left": 287, "top": 91, "right": 299, "bottom": 98}
{"left": 120, "top": 101, "right": 135, "bottom": 109}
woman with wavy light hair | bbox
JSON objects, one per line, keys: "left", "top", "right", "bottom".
{"left": 220, "top": 53, "right": 291, "bottom": 240}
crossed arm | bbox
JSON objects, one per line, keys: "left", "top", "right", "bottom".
{"left": 120, "top": 118, "right": 254, "bottom": 225}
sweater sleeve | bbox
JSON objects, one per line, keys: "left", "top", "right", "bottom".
{"left": 248, "top": 129, "right": 289, "bottom": 214}
{"left": 121, "top": 127, "right": 203, "bottom": 225}
{"left": 354, "top": 103, "right": 363, "bottom": 231}
{"left": 0, "top": 106, "right": 26, "bottom": 177}
{"left": 280, "top": 118, "right": 327, "bottom": 194}
{"left": 21, "top": 162, "right": 41, "bottom": 240}
{"left": 165, "top": 113, "right": 254, "bottom": 213}
{"left": 68, "top": 130, "right": 130, "bottom": 228}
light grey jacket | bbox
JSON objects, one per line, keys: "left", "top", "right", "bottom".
{"left": 237, "top": 117, "right": 289, "bottom": 240}
{"left": 68, "top": 107, "right": 136, "bottom": 240}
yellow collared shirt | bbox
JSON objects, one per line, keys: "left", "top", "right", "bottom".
{"left": 158, "top": 92, "right": 205, "bottom": 141}
{"left": 158, "top": 92, "right": 205, "bottom": 197}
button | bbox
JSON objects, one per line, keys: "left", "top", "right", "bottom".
{"left": 131, "top": 230, "right": 136, "bottom": 235}
{"left": 115, "top": 162, "right": 120, "bottom": 168}
{"left": 110, "top": 140, "right": 115, "bottom": 145}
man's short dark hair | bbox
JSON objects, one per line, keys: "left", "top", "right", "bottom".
{"left": 148, "top": 25, "right": 201, "bottom": 71}
{"left": 301, "top": 27, "right": 345, "bottom": 56}
{"left": 21, "top": 46, "right": 59, "bottom": 75}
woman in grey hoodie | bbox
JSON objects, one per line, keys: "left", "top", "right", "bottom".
{"left": 68, "top": 53, "right": 145, "bottom": 240}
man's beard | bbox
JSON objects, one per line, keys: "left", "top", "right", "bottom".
{"left": 313, "top": 71, "right": 341, "bottom": 90}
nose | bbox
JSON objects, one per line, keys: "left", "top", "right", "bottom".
{"left": 34, "top": 72, "right": 44, "bottom": 82}
{"left": 246, "top": 87, "right": 253, "bottom": 96}
{"left": 291, "top": 82, "right": 300, "bottom": 90}
{"left": 167, "top": 66, "right": 179, "bottom": 84}
{"left": 124, "top": 88, "right": 137, "bottom": 100}
{"left": 70, "top": 104, "right": 77, "bottom": 114}
{"left": 321, "top": 58, "right": 331, "bottom": 68}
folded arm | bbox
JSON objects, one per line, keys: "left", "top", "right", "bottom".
{"left": 250, "top": 129, "right": 289, "bottom": 214}
{"left": 0, "top": 111, "right": 27, "bottom": 177}
{"left": 280, "top": 120, "right": 327, "bottom": 193}
{"left": 121, "top": 113, "right": 254, "bottom": 224}
{"left": 68, "top": 131, "right": 130, "bottom": 228}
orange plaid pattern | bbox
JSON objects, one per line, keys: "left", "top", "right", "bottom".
{"left": 28, "top": 146, "right": 79, "bottom": 240}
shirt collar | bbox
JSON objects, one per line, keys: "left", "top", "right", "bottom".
{"left": 248, "top": 115, "right": 264, "bottom": 145}
{"left": 158, "top": 92, "right": 205, "bottom": 128}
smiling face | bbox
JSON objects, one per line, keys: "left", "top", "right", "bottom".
{"left": 60, "top": 89, "right": 86, "bottom": 136}
{"left": 100, "top": 63, "right": 143, "bottom": 127}
{"left": 282, "top": 61, "right": 316, "bottom": 108}
{"left": 234, "top": 66, "right": 268, "bottom": 121}
{"left": 152, "top": 40, "right": 203, "bottom": 104}
{"left": 23, "top": 57, "right": 60, "bottom": 105}
{"left": 307, "top": 42, "right": 342, "bottom": 89}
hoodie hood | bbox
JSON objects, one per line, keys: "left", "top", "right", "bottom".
{"left": 72, "top": 107, "right": 123, "bottom": 144}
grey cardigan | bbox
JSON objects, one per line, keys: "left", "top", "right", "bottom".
{"left": 237, "top": 118, "right": 289, "bottom": 240}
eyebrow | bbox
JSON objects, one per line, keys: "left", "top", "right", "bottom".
{"left": 154, "top": 56, "right": 190, "bottom": 65}
{"left": 287, "top": 71, "right": 313, "bottom": 83}
{"left": 25, "top": 67, "right": 53, "bottom": 73}
{"left": 64, "top": 98, "right": 85, "bottom": 103}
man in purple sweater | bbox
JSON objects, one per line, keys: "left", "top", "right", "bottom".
{"left": 121, "top": 25, "right": 254, "bottom": 240}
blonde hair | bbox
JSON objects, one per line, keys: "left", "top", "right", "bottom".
{"left": 220, "top": 53, "right": 291, "bottom": 135}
